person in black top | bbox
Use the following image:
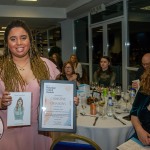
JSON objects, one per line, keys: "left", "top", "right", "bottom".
{"left": 93, "top": 56, "right": 116, "bottom": 87}
{"left": 130, "top": 67, "right": 150, "bottom": 145}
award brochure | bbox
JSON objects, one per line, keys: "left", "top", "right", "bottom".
{"left": 7, "top": 92, "right": 31, "bottom": 127}
{"left": 39, "top": 80, "right": 76, "bottom": 132}
{"left": 117, "top": 137, "right": 150, "bottom": 150}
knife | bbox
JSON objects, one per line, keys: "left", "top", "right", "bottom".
{"left": 93, "top": 116, "right": 99, "bottom": 126}
{"left": 113, "top": 114, "right": 126, "bottom": 125}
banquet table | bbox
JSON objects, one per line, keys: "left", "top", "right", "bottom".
{"left": 76, "top": 106, "right": 134, "bottom": 150}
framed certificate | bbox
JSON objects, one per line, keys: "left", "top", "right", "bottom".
{"left": 39, "top": 80, "right": 76, "bottom": 132}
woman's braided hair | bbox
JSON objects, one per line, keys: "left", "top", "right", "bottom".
{"left": 140, "top": 66, "right": 150, "bottom": 95}
{"left": 1, "top": 19, "right": 50, "bottom": 91}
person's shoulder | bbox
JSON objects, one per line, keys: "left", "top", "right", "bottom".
{"left": 137, "top": 66, "right": 144, "bottom": 73}
{"left": 136, "top": 90, "right": 148, "bottom": 99}
{"left": 40, "top": 57, "right": 55, "bottom": 65}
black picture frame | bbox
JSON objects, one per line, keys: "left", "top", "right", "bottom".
{"left": 38, "top": 80, "right": 76, "bottom": 132}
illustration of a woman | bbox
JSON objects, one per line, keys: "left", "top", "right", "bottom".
{"left": 14, "top": 97, "right": 24, "bottom": 120}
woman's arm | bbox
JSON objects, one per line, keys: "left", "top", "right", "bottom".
{"left": 110, "top": 71, "right": 116, "bottom": 86}
{"left": 131, "top": 115, "right": 150, "bottom": 145}
{"left": 76, "top": 63, "right": 82, "bottom": 78}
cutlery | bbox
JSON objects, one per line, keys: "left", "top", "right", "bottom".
{"left": 93, "top": 116, "right": 99, "bottom": 126}
{"left": 80, "top": 113, "right": 97, "bottom": 117}
{"left": 113, "top": 114, "right": 126, "bottom": 125}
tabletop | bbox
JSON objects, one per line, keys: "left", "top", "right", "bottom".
{"left": 76, "top": 104, "right": 135, "bottom": 150}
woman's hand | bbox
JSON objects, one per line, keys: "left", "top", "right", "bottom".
{"left": 74, "top": 97, "right": 79, "bottom": 106}
{"left": 69, "top": 74, "right": 77, "bottom": 81}
{"left": 0, "top": 91, "right": 12, "bottom": 109}
{"left": 137, "top": 128, "right": 150, "bottom": 145}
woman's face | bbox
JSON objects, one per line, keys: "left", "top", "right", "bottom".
{"left": 100, "top": 58, "right": 110, "bottom": 70}
{"left": 7, "top": 27, "right": 30, "bottom": 58}
{"left": 70, "top": 56, "right": 76, "bottom": 63}
{"left": 64, "top": 63, "right": 73, "bottom": 75}
{"left": 52, "top": 54, "right": 57, "bottom": 63}
{"left": 18, "top": 99, "right": 23, "bottom": 106}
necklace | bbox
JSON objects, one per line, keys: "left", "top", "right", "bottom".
{"left": 15, "top": 61, "right": 30, "bottom": 71}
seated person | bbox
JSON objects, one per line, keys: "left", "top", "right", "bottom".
{"left": 51, "top": 53, "right": 63, "bottom": 72}
{"left": 70, "top": 54, "right": 82, "bottom": 78}
{"left": 130, "top": 67, "right": 150, "bottom": 145}
{"left": 59, "top": 61, "right": 81, "bottom": 86}
{"left": 132, "top": 53, "right": 150, "bottom": 90}
{"left": 93, "top": 56, "right": 116, "bottom": 87}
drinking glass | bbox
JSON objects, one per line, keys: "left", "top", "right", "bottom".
{"left": 98, "top": 98, "right": 106, "bottom": 119}
{"left": 123, "top": 92, "right": 130, "bottom": 112}
{"left": 115, "top": 86, "right": 121, "bottom": 108}
{"left": 80, "top": 94, "right": 87, "bottom": 114}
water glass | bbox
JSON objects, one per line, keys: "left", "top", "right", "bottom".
{"left": 123, "top": 92, "right": 130, "bottom": 112}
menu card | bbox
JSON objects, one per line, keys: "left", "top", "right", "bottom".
{"left": 117, "top": 137, "right": 150, "bottom": 150}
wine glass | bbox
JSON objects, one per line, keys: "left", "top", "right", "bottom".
{"left": 123, "top": 92, "right": 130, "bottom": 112}
{"left": 80, "top": 94, "right": 87, "bottom": 114}
{"left": 115, "top": 86, "right": 121, "bottom": 108}
{"left": 90, "top": 82, "right": 95, "bottom": 96}
{"left": 98, "top": 98, "right": 106, "bottom": 119}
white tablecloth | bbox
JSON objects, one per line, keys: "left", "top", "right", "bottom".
{"left": 76, "top": 107, "right": 134, "bottom": 150}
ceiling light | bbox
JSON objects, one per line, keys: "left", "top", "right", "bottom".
{"left": 140, "top": 6, "right": 150, "bottom": 10}
{"left": 17, "top": 0, "right": 37, "bottom": 1}
{"left": 2, "top": 27, "right": 6, "bottom": 29}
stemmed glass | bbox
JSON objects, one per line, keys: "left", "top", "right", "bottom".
{"left": 80, "top": 94, "right": 87, "bottom": 114}
{"left": 123, "top": 92, "right": 130, "bottom": 112}
{"left": 115, "top": 86, "right": 121, "bottom": 108}
{"left": 98, "top": 96, "right": 106, "bottom": 119}
{"left": 90, "top": 82, "right": 95, "bottom": 96}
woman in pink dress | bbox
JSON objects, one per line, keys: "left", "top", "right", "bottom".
{"left": 0, "top": 20, "right": 60, "bottom": 150}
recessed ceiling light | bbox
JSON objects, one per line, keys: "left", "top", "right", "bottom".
{"left": 17, "top": 0, "right": 37, "bottom": 1}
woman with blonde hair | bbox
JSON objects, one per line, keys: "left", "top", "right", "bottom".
{"left": 130, "top": 66, "right": 150, "bottom": 145}
{"left": 70, "top": 54, "right": 82, "bottom": 78}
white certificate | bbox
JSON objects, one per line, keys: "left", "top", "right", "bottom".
{"left": 39, "top": 80, "right": 76, "bottom": 132}
{"left": 7, "top": 92, "right": 31, "bottom": 127}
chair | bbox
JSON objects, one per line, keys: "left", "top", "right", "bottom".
{"left": 50, "top": 133, "right": 102, "bottom": 150}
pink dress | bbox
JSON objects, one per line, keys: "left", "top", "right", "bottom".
{"left": 0, "top": 58, "right": 60, "bottom": 150}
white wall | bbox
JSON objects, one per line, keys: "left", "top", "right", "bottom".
{"left": 61, "top": 19, "right": 74, "bottom": 62}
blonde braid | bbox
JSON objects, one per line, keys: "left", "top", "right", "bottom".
{"left": 1, "top": 57, "right": 25, "bottom": 91}
{"left": 1, "top": 54, "right": 50, "bottom": 92}
{"left": 31, "top": 54, "right": 50, "bottom": 84}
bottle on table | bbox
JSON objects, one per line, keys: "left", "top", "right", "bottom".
{"left": 107, "top": 96, "right": 113, "bottom": 117}
{"left": 90, "top": 103, "right": 96, "bottom": 115}
{"left": 129, "top": 88, "right": 136, "bottom": 104}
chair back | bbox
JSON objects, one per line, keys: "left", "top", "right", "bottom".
{"left": 50, "top": 133, "right": 101, "bottom": 150}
